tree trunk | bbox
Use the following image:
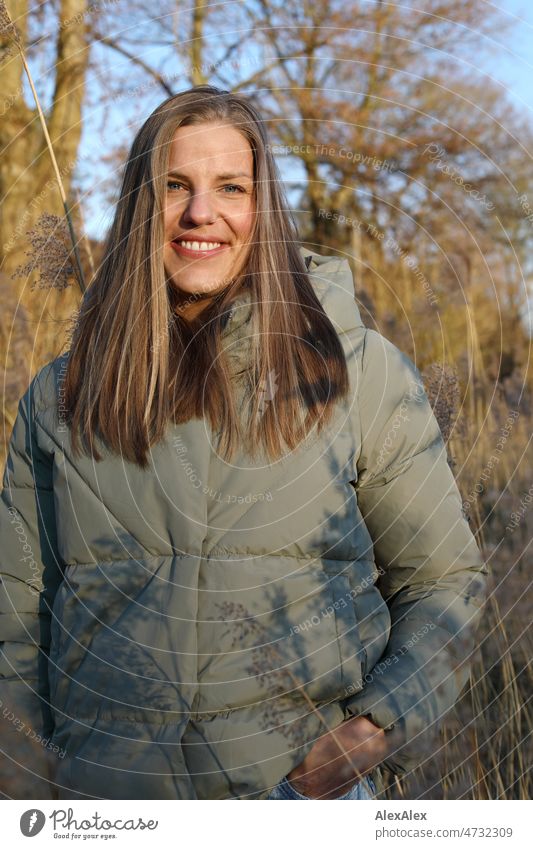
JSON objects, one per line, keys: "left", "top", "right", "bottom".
{"left": 0, "top": 0, "right": 89, "bottom": 452}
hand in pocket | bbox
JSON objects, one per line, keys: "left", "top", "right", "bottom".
{"left": 285, "top": 715, "right": 390, "bottom": 799}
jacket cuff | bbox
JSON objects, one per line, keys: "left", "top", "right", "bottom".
{"left": 342, "top": 678, "right": 413, "bottom": 775}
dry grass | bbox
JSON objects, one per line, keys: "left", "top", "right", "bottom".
{"left": 10, "top": 212, "right": 77, "bottom": 291}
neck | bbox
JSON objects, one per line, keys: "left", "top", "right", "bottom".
{"left": 172, "top": 288, "right": 216, "bottom": 321}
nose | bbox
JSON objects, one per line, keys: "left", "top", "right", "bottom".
{"left": 182, "top": 188, "right": 218, "bottom": 226}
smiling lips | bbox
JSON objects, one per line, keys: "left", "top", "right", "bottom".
{"left": 171, "top": 239, "right": 230, "bottom": 257}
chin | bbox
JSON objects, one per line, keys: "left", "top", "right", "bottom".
{"left": 185, "top": 279, "right": 222, "bottom": 295}
{"left": 169, "top": 277, "right": 223, "bottom": 298}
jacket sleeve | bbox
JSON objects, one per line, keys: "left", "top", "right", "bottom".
{"left": 342, "top": 328, "right": 489, "bottom": 776}
{"left": 0, "top": 371, "right": 63, "bottom": 798}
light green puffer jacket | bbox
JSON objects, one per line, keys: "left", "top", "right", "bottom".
{"left": 0, "top": 247, "right": 488, "bottom": 800}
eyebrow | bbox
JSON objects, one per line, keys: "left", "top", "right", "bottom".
{"left": 167, "top": 170, "right": 253, "bottom": 181}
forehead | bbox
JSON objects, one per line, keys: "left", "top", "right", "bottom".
{"left": 167, "top": 122, "right": 254, "bottom": 174}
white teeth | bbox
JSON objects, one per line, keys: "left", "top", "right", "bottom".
{"left": 177, "top": 240, "right": 222, "bottom": 251}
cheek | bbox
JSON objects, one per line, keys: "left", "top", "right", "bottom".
{"left": 164, "top": 202, "right": 178, "bottom": 236}
{"left": 232, "top": 207, "right": 255, "bottom": 241}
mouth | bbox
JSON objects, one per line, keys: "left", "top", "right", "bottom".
{"left": 170, "top": 239, "right": 230, "bottom": 258}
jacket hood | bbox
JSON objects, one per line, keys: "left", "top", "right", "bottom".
{"left": 221, "top": 246, "right": 364, "bottom": 343}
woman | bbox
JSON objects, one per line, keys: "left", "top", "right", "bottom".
{"left": 0, "top": 85, "right": 488, "bottom": 801}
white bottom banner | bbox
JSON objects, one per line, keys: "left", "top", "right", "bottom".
{"left": 2, "top": 799, "right": 530, "bottom": 848}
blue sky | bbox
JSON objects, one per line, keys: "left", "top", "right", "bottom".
{"left": 479, "top": 0, "right": 533, "bottom": 332}
{"left": 75, "top": 0, "right": 533, "bottom": 243}
{"left": 482, "top": 0, "right": 533, "bottom": 114}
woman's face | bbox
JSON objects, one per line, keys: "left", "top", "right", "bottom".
{"left": 163, "top": 121, "right": 256, "bottom": 317}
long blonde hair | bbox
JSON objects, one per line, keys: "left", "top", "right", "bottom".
{"left": 64, "top": 85, "right": 350, "bottom": 468}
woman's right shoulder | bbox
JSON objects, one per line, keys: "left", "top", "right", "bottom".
{"left": 28, "top": 351, "right": 70, "bottom": 414}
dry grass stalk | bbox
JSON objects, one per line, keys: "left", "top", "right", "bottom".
{"left": 421, "top": 361, "right": 461, "bottom": 447}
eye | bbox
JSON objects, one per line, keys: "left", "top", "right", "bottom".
{"left": 166, "top": 181, "right": 247, "bottom": 194}
{"left": 221, "top": 184, "right": 246, "bottom": 194}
